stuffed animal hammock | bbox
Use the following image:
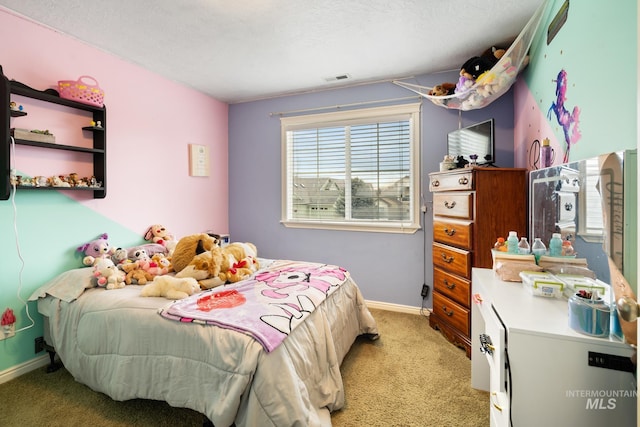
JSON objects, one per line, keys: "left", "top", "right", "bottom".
{"left": 393, "top": 1, "right": 546, "bottom": 111}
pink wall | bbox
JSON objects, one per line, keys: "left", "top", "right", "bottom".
{"left": 0, "top": 9, "right": 229, "bottom": 238}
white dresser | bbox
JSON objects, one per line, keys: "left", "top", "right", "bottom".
{"left": 471, "top": 268, "right": 637, "bottom": 426}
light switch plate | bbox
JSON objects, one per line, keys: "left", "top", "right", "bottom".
{"left": 189, "top": 144, "right": 210, "bottom": 177}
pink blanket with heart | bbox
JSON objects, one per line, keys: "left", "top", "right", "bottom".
{"left": 159, "top": 260, "right": 348, "bottom": 352}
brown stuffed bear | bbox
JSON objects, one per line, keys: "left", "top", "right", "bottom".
{"left": 120, "top": 261, "right": 154, "bottom": 285}
{"left": 170, "top": 233, "right": 219, "bottom": 273}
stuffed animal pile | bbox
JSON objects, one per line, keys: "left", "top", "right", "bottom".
{"left": 75, "top": 230, "right": 258, "bottom": 297}
{"left": 428, "top": 44, "right": 525, "bottom": 109}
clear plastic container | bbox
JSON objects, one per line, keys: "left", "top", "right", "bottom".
{"left": 507, "top": 231, "right": 519, "bottom": 254}
{"left": 519, "top": 271, "right": 564, "bottom": 298}
{"left": 531, "top": 237, "right": 546, "bottom": 263}
{"left": 517, "top": 237, "right": 530, "bottom": 254}
{"left": 568, "top": 291, "right": 610, "bottom": 337}
{"left": 549, "top": 233, "right": 563, "bottom": 257}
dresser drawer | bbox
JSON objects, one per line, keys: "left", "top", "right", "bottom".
{"left": 433, "top": 218, "right": 472, "bottom": 249}
{"left": 433, "top": 267, "right": 470, "bottom": 307}
{"left": 429, "top": 170, "right": 473, "bottom": 192}
{"left": 432, "top": 242, "right": 471, "bottom": 278}
{"left": 433, "top": 292, "right": 470, "bottom": 336}
{"left": 432, "top": 192, "right": 473, "bottom": 219}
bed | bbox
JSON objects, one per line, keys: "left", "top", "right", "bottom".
{"left": 29, "top": 259, "right": 379, "bottom": 427}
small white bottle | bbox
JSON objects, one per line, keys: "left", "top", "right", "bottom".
{"left": 531, "top": 237, "right": 546, "bottom": 263}
{"left": 549, "top": 233, "right": 563, "bottom": 257}
{"left": 507, "top": 231, "right": 519, "bottom": 254}
{"left": 517, "top": 237, "right": 530, "bottom": 254}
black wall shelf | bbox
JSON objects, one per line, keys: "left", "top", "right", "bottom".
{"left": 1, "top": 65, "right": 107, "bottom": 200}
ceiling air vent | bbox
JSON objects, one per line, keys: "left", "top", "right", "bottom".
{"left": 324, "top": 74, "right": 351, "bottom": 82}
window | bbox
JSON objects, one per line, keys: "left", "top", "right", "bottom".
{"left": 281, "top": 103, "right": 421, "bottom": 233}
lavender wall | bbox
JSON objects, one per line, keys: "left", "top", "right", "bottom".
{"left": 229, "top": 74, "right": 515, "bottom": 308}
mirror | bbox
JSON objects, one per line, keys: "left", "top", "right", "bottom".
{"left": 529, "top": 150, "right": 636, "bottom": 286}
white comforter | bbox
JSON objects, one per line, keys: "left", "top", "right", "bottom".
{"left": 37, "top": 272, "right": 378, "bottom": 427}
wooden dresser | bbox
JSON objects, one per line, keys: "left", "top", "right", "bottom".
{"left": 428, "top": 167, "right": 527, "bottom": 358}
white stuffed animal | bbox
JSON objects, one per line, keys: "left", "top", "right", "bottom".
{"left": 140, "top": 275, "right": 200, "bottom": 300}
{"left": 93, "top": 258, "right": 126, "bottom": 290}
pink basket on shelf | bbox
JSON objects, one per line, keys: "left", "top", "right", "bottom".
{"left": 58, "top": 76, "right": 104, "bottom": 107}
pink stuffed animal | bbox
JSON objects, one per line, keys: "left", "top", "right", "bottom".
{"left": 144, "top": 224, "right": 176, "bottom": 251}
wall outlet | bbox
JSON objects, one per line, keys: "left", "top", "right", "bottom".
{"left": 0, "top": 324, "right": 16, "bottom": 341}
{"left": 35, "top": 336, "right": 44, "bottom": 353}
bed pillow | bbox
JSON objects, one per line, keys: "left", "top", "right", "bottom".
{"left": 28, "top": 267, "right": 95, "bottom": 303}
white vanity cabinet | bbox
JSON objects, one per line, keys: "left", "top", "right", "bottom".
{"left": 471, "top": 268, "right": 636, "bottom": 427}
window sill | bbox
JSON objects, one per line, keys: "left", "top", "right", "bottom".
{"left": 281, "top": 219, "right": 420, "bottom": 234}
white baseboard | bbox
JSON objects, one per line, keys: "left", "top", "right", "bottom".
{"left": 0, "top": 354, "right": 50, "bottom": 385}
{"left": 366, "top": 299, "right": 430, "bottom": 317}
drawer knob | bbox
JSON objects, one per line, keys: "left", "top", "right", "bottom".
{"left": 458, "top": 176, "right": 469, "bottom": 185}
{"left": 444, "top": 280, "right": 455, "bottom": 289}
{"left": 564, "top": 202, "right": 573, "bottom": 211}
{"left": 432, "top": 179, "right": 440, "bottom": 187}
{"left": 442, "top": 305, "right": 454, "bottom": 316}
{"left": 444, "top": 201, "right": 457, "bottom": 209}
{"left": 443, "top": 227, "right": 456, "bottom": 236}
{"left": 441, "top": 253, "right": 454, "bottom": 263}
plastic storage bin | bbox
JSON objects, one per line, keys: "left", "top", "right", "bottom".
{"left": 519, "top": 271, "right": 564, "bottom": 298}
{"left": 568, "top": 292, "right": 610, "bottom": 337}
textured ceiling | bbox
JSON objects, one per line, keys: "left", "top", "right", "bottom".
{"left": 0, "top": 0, "right": 543, "bottom": 103}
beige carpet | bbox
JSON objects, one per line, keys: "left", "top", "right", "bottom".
{"left": 0, "top": 308, "right": 489, "bottom": 426}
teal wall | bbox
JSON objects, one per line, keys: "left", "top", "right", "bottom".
{"left": 0, "top": 191, "right": 143, "bottom": 371}
{"left": 516, "top": 0, "right": 637, "bottom": 162}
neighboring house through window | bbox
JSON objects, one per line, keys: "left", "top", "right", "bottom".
{"left": 281, "top": 103, "right": 421, "bottom": 233}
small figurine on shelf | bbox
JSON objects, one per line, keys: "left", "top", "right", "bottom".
{"left": 95, "top": 120, "right": 102, "bottom": 128}
{"left": 34, "top": 176, "right": 48, "bottom": 187}
{"left": 89, "top": 176, "right": 102, "bottom": 188}
{"left": 469, "top": 154, "right": 479, "bottom": 167}
{"left": 21, "top": 177, "right": 35, "bottom": 186}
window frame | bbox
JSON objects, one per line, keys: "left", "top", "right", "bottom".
{"left": 280, "top": 102, "right": 421, "bottom": 234}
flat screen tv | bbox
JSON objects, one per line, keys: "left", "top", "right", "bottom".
{"left": 447, "top": 119, "right": 495, "bottom": 166}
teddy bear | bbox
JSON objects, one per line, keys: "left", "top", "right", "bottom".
{"left": 120, "top": 261, "right": 154, "bottom": 285}
{"left": 176, "top": 242, "right": 259, "bottom": 289}
{"left": 93, "top": 258, "right": 126, "bottom": 290}
{"left": 144, "top": 224, "right": 177, "bottom": 253}
{"left": 171, "top": 233, "right": 220, "bottom": 274}
{"left": 77, "top": 233, "right": 116, "bottom": 267}
{"left": 140, "top": 275, "right": 201, "bottom": 300}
